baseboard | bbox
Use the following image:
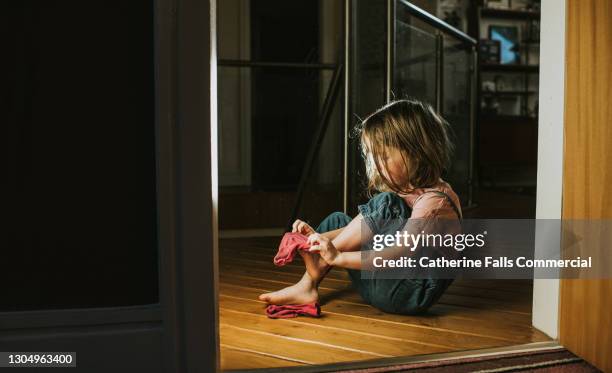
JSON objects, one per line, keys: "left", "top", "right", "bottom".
{"left": 219, "top": 228, "right": 285, "bottom": 239}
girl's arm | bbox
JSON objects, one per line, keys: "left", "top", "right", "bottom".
{"left": 307, "top": 213, "right": 375, "bottom": 270}
{"left": 321, "top": 227, "right": 344, "bottom": 240}
{"left": 307, "top": 234, "right": 363, "bottom": 269}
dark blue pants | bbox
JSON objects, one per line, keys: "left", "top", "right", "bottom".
{"left": 314, "top": 192, "right": 453, "bottom": 315}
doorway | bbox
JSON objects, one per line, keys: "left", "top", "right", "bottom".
{"left": 216, "top": 0, "right": 555, "bottom": 371}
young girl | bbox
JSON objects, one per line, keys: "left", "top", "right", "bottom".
{"left": 259, "top": 99, "right": 462, "bottom": 315}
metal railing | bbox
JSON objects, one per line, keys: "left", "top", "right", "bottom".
{"left": 397, "top": 0, "right": 476, "bottom": 45}
{"left": 388, "top": 0, "right": 477, "bottom": 206}
{"left": 217, "top": 58, "right": 344, "bottom": 231}
{"left": 345, "top": 0, "right": 477, "bottom": 213}
{"left": 219, "top": 0, "right": 477, "bottom": 230}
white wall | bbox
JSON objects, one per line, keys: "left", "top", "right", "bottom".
{"left": 217, "top": 0, "right": 251, "bottom": 186}
{"left": 532, "top": 0, "right": 566, "bottom": 339}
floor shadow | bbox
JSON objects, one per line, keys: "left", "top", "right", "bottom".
{"left": 319, "top": 286, "right": 358, "bottom": 305}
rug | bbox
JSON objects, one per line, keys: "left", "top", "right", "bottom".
{"left": 338, "top": 348, "right": 602, "bottom": 373}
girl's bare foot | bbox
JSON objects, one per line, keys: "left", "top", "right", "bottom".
{"left": 259, "top": 246, "right": 331, "bottom": 305}
{"left": 299, "top": 249, "right": 331, "bottom": 284}
{"left": 258, "top": 273, "right": 319, "bottom": 305}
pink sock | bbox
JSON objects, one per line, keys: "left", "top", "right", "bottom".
{"left": 267, "top": 233, "right": 323, "bottom": 319}
{"left": 273, "top": 232, "right": 311, "bottom": 266}
{"left": 265, "top": 303, "right": 321, "bottom": 319}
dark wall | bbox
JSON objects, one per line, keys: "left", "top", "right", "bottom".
{"left": 250, "top": 0, "right": 319, "bottom": 190}
{"left": 2, "top": 1, "right": 158, "bottom": 310}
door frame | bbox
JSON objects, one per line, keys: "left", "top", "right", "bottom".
{"left": 156, "top": 0, "right": 219, "bottom": 371}
{"left": 531, "top": 0, "right": 565, "bottom": 340}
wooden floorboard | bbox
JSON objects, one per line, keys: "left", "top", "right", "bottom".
{"left": 220, "top": 283, "right": 544, "bottom": 343}
{"left": 220, "top": 273, "right": 534, "bottom": 324}
{"left": 219, "top": 237, "right": 550, "bottom": 371}
{"left": 220, "top": 345, "right": 305, "bottom": 369}
{"left": 220, "top": 295, "right": 511, "bottom": 350}
{"left": 219, "top": 264, "right": 533, "bottom": 314}
{"left": 221, "top": 323, "right": 380, "bottom": 364}
{"left": 221, "top": 309, "right": 420, "bottom": 358}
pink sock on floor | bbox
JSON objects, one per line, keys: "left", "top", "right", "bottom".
{"left": 265, "top": 303, "right": 321, "bottom": 319}
{"left": 273, "top": 232, "right": 311, "bottom": 266}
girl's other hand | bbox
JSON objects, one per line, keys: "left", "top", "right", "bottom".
{"left": 292, "top": 219, "right": 315, "bottom": 236}
{"left": 307, "top": 233, "right": 340, "bottom": 266}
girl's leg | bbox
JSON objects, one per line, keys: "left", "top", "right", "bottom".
{"left": 299, "top": 212, "right": 355, "bottom": 285}
{"left": 258, "top": 212, "right": 352, "bottom": 305}
{"left": 344, "top": 192, "right": 412, "bottom": 305}
{"left": 315, "top": 211, "right": 352, "bottom": 233}
{"left": 355, "top": 192, "right": 453, "bottom": 314}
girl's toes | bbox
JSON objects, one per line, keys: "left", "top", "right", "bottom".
{"left": 258, "top": 293, "right": 270, "bottom": 302}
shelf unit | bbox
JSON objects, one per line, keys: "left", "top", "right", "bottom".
{"left": 475, "top": 5, "right": 540, "bottom": 118}
{"left": 468, "top": 1, "right": 541, "bottom": 189}
{"left": 481, "top": 64, "right": 539, "bottom": 73}
{"left": 480, "top": 7, "right": 540, "bottom": 20}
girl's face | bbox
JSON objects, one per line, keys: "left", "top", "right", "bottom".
{"left": 380, "top": 146, "right": 411, "bottom": 190}
{"left": 363, "top": 136, "right": 412, "bottom": 190}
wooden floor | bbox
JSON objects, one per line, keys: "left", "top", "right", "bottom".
{"left": 219, "top": 236, "right": 550, "bottom": 371}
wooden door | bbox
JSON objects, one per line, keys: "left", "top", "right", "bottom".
{"left": 560, "top": 1, "right": 612, "bottom": 371}
{"left": 0, "top": 1, "right": 218, "bottom": 372}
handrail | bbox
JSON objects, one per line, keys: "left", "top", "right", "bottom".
{"left": 397, "top": 0, "right": 477, "bottom": 45}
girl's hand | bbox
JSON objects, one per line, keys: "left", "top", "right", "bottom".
{"left": 292, "top": 219, "right": 315, "bottom": 236}
{"left": 307, "top": 233, "right": 341, "bottom": 266}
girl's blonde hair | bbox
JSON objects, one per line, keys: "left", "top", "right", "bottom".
{"left": 352, "top": 99, "right": 454, "bottom": 196}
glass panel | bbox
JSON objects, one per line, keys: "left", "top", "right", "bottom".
{"left": 393, "top": 1, "right": 475, "bottom": 205}
{"left": 393, "top": 19, "right": 437, "bottom": 105}
{"left": 350, "top": 0, "right": 477, "bottom": 211}
{"left": 443, "top": 37, "right": 473, "bottom": 203}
